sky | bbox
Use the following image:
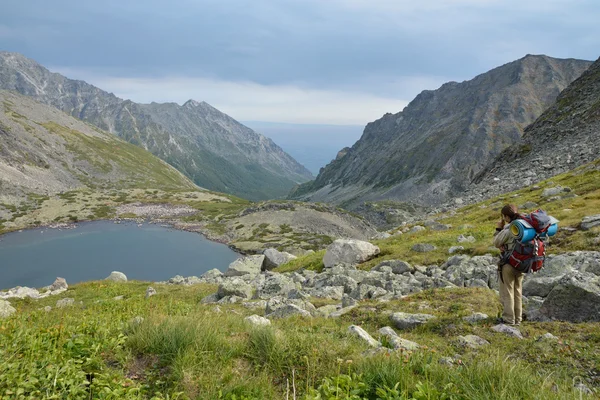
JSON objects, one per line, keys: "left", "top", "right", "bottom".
{"left": 1, "top": 0, "right": 599, "bottom": 125}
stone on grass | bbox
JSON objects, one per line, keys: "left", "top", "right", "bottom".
{"left": 378, "top": 327, "right": 419, "bottom": 351}
{"left": 244, "top": 315, "right": 271, "bottom": 327}
{"left": 409, "top": 226, "right": 426, "bottom": 233}
{"left": 373, "top": 260, "right": 414, "bottom": 274}
{"left": 491, "top": 324, "right": 523, "bottom": 339}
{"left": 56, "top": 298, "right": 75, "bottom": 308}
{"left": 263, "top": 248, "right": 297, "bottom": 270}
{"left": 315, "top": 304, "right": 339, "bottom": 318}
{"left": 145, "top": 287, "right": 157, "bottom": 299}
{"left": 348, "top": 325, "right": 381, "bottom": 348}
{"left": 542, "top": 186, "right": 564, "bottom": 197}
{"left": 457, "top": 235, "right": 476, "bottom": 243}
{"left": 105, "top": 271, "right": 127, "bottom": 282}
{"left": 581, "top": 215, "right": 600, "bottom": 231}
{"left": 342, "top": 294, "right": 357, "bottom": 308}
{"left": 463, "top": 313, "right": 489, "bottom": 323}
{"left": 449, "top": 246, "right": 464, "bottom": 254}
{"left": 200, "top": 293, "right": 220, "bottom": 304}
{"left": 537, "top": 333, "right": 559, "bottom": 341}
{"left": 224, "top": 255, "right": 265, "bottom": 277}
{"left": 458, "top": 335, "right": 490, "bottom": 349}
{"left": 266, "top": 304, "right": 312, "bottom": 319}
{"left": 0, "top": 300, "right": 16, "bottom": 318}
{"left": 411, "top": 243, "right": 436, "bottom": 253}
{"left": 323, "top": 239, "right": 380, "bottom": 268}
{"left": 390, "top": 312, "right": 435, "bottom": 330}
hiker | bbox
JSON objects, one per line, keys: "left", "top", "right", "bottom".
{"left": 493, "top": 204, "right": 523, "bottom": 326}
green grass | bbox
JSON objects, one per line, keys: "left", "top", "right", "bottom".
{"left": 1, "top": 284, "right": 597, "bottom": 399}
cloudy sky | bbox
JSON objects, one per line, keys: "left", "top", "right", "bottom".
{"left": 1, "top": 0, "right": 599, "bottom": 124}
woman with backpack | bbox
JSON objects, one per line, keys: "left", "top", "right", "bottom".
{"left": 493, "top": 204, "right": 523, "bottom": 326}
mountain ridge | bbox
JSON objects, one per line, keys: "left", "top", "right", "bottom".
{"left": 289, "top": 54, "right": 592, "bottom": 207}
{"left": 0, "top": 51, "right": 313, "bottom": 201}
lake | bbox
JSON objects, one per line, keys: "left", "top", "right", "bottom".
{"left": 0, "top": 221, "right": 239, "bottom": 290}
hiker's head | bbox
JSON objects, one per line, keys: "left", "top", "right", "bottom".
{"left": 501, "top": 204, "right": 519, "bottom": 223}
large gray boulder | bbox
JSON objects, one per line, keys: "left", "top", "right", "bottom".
{"left": 217, "top": 278, "right": 254, "bottom": 299}
{"left": 257, "top": 274, "right": 297, "bottom": 299}
{"left": 523, "top": 276, "right": 562, "bottom": 297}
{"left": 265, "top": 296, "right": 316, "bottom": 317}
{"left": 263, "top": 248, "right": 297, "bottom": 270}
{"left": 323, "top": 239, "right": 380, "bottom": 268}
{"left": 0, "top": 300, "right": 16, "bottom": 318}
{"left": 244, "top": 315, "right": 271, "bottom": 327}
{"left": 539, "top": 272, "right": 600, "bottom": 322}
{"left": 378, "top": 326, "right": 420, "bottom": 351}
{"left": 105, "top": 271, "right": 127, "bottom": 282}
{"left": 411, "top": 243, "right": 436, "bottom": 253}
{"left": 224, "top": 255, "right": 265, "bottom": 277}
{"left": 458, "top": 335, "right": 490, "bottom": 349}
{"left": 390, "top": 312, "right": 435, "bottom": 330}
{"left": 581, "top": 215, "right": 600, "bottom": 231}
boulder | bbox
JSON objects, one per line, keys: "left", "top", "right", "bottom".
{"left": 145, "top": 287, "right": 157, "bottom": 299}
{"left": 200, "top": 269, "right": 224, "bottom": 283}
{"left": 105, "top": 271, "right": 127, "bottom": 282}
{"left": 522, "top": 276, "right": 562, "bottom": 297}
{"left": 449, "top": 246, "right": 464, "bottom": 254}
{"left": 373, "top": 260, "right": 414, "bottom": 275}
{"left": 244, "top": 315, "right": 271, "bottom": 327}
{"left": 390, "top": 312, "right": 435, "bottom": 330}
{"left": 323, "top": 239, "right": 380, "bottom": 268}
{"left": 409, "top": 226, "right": 426, "bottom": 233}
{"left": 265, "top": 296, "right": 316, "bottom": 316}
{"left": 310, "top": 286, "right": 344, "bottom": 300}
{"left": 315, "top": 304, "right": 340, "bottom": 318}
{"left": 581, "top": 215, "right": 600, "bottom": 231}
{"left": 491, "top": 324, "right": 524, "bottom": 339}
{"left": 463, "top": 313, "right": 489, "bottom": 324}
{"left": 49, "top": 277, "right": 68, "bottom": 292}
{"left": 458, "top": 335, "right": 490, "bottom": 349}
{"left": 342, "top": 294, "right": 357, "bottom": 308}
{"left": 200, "top": 293, "right": 220, "bottom": 304}
{"left": 539, "top": 272, "right": 600, "bottom": 322}
{"left": 56, "top": 298, "right": 75, "bottom": 308}
{"left": 328, "top": 305, "right": 357, "bottom": 318}
{"left": 263, "top": 248, "right": 297, "bottom": 270}
{"left": 457, "top": 235, "right": 476, "bottom": 243}
{"left": 266, "top": 304, "right": 312, "bottom": 319}
{"left": 224, "top": 255, "right": 265, "bottom": 277}
{"left": 378, "top": 326, "right": 419, "bottom": 351}
{"left": 0, "top": 286, "right": 40, "bottom": 299}
{"left": 217, "top": 278, "right": 254, "bottom": 300}
{"left": 0, "top": 300, "right": 16, "bottom": 318}
{"left": 542, "top": 186, "right": 564, "bottom": 197}
{"left": 348, "top": 325, "right": 380, "bottom": 347}
{"left": 257, "top": 274, "right": 296, "bottom": 299}
{"left": 411, "top": 243, "right": 436, "bottom": 253}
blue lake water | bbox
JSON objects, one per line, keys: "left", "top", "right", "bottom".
{"left": 0, "top": 221, "right": 239, "bottom": 289}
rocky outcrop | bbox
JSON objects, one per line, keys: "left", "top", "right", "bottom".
{"left": 0, "top": 52, "right": 312, "bottom": 201}
{"left": 469, "top": 57, "right": 600, "bottom": 203}
{"left": 290, "top": 55, "right": 591, "bottom": 207}
{"left": 581, "top": 215, "right": 600, "bottom": 231}
{"left": 1, "top": 277, "right": 69, "bottom": 300}
{"left": 390, "top": 313, "right": 435, "bottom": 330}
{"left": 323, "top": 239, "right": 380, "bottom": 268}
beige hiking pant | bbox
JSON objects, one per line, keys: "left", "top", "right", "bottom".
{"left": 499, "top": 264, "right": 524, "bottom": 325}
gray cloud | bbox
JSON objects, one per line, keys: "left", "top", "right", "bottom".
{"left": 1, "top": 0, "right": 598, "bottom": 123}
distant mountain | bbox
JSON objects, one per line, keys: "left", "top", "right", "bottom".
{"left": 0, "top": 90, "right": 198, "bottom": 200}
{"left": 0, "top": 52, "right": 313, "bottom": 201}
{"left": 289, "top": 55, "right": 592, "bottom": 207}
{"left": 469, "top": 56, "right": 600, "bottom": 201}
{"left": 242, "top": 121, "right": 364, "bottom": 175}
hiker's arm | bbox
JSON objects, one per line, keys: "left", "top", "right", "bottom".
{"left": 493, "top": 227, "right": 512, "bottom": 248}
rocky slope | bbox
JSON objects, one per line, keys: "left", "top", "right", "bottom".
{"left": 290, "top": 55, "right": 592, "bottom": 207}
{"left": 0, "top": 90, "right": 198, "bottom": 202}
{"left": 468, "top": 57, "right": 600, "bottom": 202}
{"left": 0, "top": 52, "right": 313, "bottom": 201}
